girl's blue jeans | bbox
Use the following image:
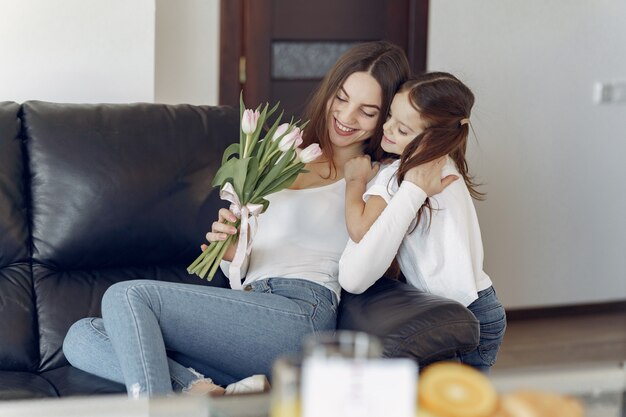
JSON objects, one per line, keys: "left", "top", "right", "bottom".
{"left": 459, "top": 286, "right": 507, "bottom": 373}
{"left": 63, "top": 278, "right": 338, "bottom": 397}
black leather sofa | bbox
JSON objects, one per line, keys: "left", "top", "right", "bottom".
{"left": 0, "top": 101, "right": 479, "bottom": 399}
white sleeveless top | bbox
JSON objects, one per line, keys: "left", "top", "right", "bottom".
{"left": 222, "top": 179, "right": 347, "bottom": 300}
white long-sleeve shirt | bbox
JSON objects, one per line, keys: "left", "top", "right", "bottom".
{"left": 338, "top": 159, "right": 492, "bottom": 307}
{"left": 221, "top": 179, "right": 348, "bottom": 300}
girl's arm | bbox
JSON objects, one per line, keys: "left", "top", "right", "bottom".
{"left": 339, "top": 181, "right": 427, "bottom": 293}
{"left": 339, "top": 156, "right": 458, "bottom": 294}
{"left": 344, "top": 156, "right": 385, "bottom": 242}
{"left": 345, "top": 181, "right": 388, "bottom": 243}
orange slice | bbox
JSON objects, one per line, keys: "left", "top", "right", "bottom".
{"left": 418, "top": 362, "right": 498, "bottom": 417}
{"left": 416, "top": 408, "right": 440, "bottom": 417}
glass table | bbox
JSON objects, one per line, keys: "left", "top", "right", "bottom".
{"left": 491, "top": 361, "right": 625, "bottom": 417}
{"left": 0, "top": 362, "right": 623, "bottom": 417}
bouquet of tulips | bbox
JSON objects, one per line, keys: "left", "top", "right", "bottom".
{"left": 187, "top": 95, "right": 322, "bottom": 289}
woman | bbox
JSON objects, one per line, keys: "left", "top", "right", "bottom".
{"left": 63, "top": 41, "right": 445, "bottom": 397}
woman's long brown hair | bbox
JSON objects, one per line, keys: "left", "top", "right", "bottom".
{"left": 396, "top": 72, "right": 483, "bottom": 228}
{"left": 301, "top": 41, "right": 411, "bottom": 176}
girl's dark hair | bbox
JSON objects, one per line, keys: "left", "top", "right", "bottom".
{"left": 301, "top": 41, "right": 411, "bottom": 176}
{"left": 385, "top": 72, "right": 481, "bottom": 280}
{"left": 396, "top": 72, "right": 484, "bottom": 228}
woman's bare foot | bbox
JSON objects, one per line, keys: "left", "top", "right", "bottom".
{"left": 184, "top": 378, "right": 226, "bottom": 397}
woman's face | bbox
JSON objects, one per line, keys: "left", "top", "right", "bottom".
{"left": 326, "top": 72, "right": 382, "bottom": 150}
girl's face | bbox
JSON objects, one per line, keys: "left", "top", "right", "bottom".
{"left": 326, "top": 72, "right": 382, "bottom": 150}
{"left": 382, "top": 91, "right": 426, "bottom": 155}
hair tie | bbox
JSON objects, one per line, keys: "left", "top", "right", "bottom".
{"left": 459, "top": 118, "right": 470, "bottom": 126}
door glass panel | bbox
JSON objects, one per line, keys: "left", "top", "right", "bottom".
{"left": 271, "top": 41, "right": 361, "bottom": 80}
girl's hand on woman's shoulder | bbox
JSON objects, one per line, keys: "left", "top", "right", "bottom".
{"left": 344, "top": 155, "right": 380, "bottom": 184}
{"left": 405, "top": 155, "right": 459, "bottom": 197}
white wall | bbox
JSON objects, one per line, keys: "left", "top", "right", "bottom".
{"left": 155, "top": 0, "right": 220, "bottom": 105}
{"left": 0, "top": 0, "right": 155, "bottom": 103}
{"left": 428, "top": 0, "right": 626, "bottom": 308}
{"left": 0, "top": 0, "right": 220, "bottom": 105}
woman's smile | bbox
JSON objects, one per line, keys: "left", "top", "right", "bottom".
{"left": 333, "top": 117, "right": 357, "bottom": 136}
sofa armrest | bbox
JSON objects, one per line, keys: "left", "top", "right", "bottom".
{"left": 337, "top": 278, "right": 479, "bottom": 366}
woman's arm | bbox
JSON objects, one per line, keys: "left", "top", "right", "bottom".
{"left": 203, "top": 208, "right": 239, "bottom": 261}
{"left": 201, "top": 207, "right": 248, "bottom": 278}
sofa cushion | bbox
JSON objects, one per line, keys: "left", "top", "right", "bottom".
{"left": 20, "top": 101, "right": 237, "bottom": 372}
{"left": 22, "top": 101, "right": 238, "bottom": 270}
{"left": 0, "top": 102, "right": 29, "bottom": 265}
{"left": 0, "top": 371, "right": 57, "bottom": 399}
{"left": 41, "top": 366, "right": 125, "bottom": 397}
{"left": 0, "top": 266, "right": 39, "bottom": 372}
{"left": 337, "top": 278, "right": 479, "bottom": 365}
{"left": 0, "top": 368, "right": 123, "bottom": 400}
{"left": 0, "top": 102, "right": 39, "bottom": 372}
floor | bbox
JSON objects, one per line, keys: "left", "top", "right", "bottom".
{"left": 493, "top": 306, "right": 626, "bottom": 371}
{"left": 490, "top": 305, "right": 626, "bottom": 416}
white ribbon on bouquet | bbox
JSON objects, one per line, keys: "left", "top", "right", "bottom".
{"left": 219, "top": 183, "right": 263, "bottom": 290}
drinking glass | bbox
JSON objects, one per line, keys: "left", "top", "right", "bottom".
{"left": 269, "top": 355, "right": 302, "bottom": 417}
{"left": 303, "top": 331, "right": 383, "bottom": 360}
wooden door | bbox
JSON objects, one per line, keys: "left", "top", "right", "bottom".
{"left": 220, "top": 0, "right": 429, "bottom": 117}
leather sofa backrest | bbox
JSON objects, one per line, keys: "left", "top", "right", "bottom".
{"left": 0, "top": 102, "right": 39, "bottom": 372}
{"left": 5, "top": 101, "right": 238, "bottom": 372}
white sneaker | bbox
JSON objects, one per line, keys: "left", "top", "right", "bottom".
{"left": 224, "top": 374, "right": 270, "bottom": 395}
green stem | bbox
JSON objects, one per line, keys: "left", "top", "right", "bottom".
{"left": 188, "top": 241, "right": 221, "bottom": 275}
{"left": 188, "top": 219, "right": 241, "bottom": 279}
{"left": 198, "top": 255, "right": 213, "bottom": 279}
{"left": 207, "top": 234, "right": 234, "bottom": 279}
{"left": 187, "top": 252, "right": 204, "bottom": 273}
{"left": 259, "top": 147, "right": 281, "bottom": 172}
{"left": 242, "top": 134, "right": 251, "bottom": 158}
{"left": 197, "top": 240, "right": 226, "bottom": 278}
{"left": 285, "top": 158, "right": 300, "bottom": 170}
{"left": 187, "top": 241, "right": 218, "bottom": 273}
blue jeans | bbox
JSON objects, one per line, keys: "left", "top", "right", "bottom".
{"left": 63, "top": 278, "right": 338, "bottom": 397}
{"left": 459, "top": 286, "right": 506, "bottom": 373}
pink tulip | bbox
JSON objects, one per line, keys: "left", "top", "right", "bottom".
{"left": 278, "top": 127, "right": 302, "bottom": 152}
{"left": 241, "top": 109, "right": 260, "bottom": 135}
{"left": 294, "top": 135, "right": 303, "bottom": 149}
{"left": 271, "top": 123, "right": 290, "bottom": 142}
{"left": 298, "top": 143, "right": 322, "bottom": 163}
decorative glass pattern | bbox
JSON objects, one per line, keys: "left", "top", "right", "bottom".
{"left": 272, "top": 42, "right": 361, "bottom": 80}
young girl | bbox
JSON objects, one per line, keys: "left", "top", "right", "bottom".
{"left": 338, "top": 72, "right": 506, "bottom": 372}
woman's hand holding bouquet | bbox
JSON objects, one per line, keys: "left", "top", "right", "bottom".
{"left": 187, "top": 95, "right": 321, "bottom": 289}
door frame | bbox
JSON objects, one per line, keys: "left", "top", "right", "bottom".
{"left": 219, "top": 0, "right": 429, "bottom": 107}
